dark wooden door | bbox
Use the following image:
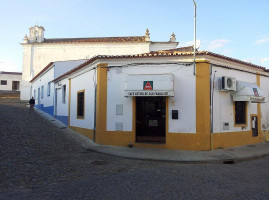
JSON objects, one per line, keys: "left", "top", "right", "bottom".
{"left": 252, "top": 116, "right": 258, "bottom": 137}
{"left": 12, "top": 81, "right": 19, "bottom": 90}
{"left": 136, "top": 97, "right": 166, "bottom": 143}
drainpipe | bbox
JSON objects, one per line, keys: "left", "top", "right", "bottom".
{"left": 93, "top": 68, "right": 97, "bottom": 143}
{"left": 193, "top": 0, "right": 197, "bottom": 75}
{"left": 210, "top": 65, "right": 217, "bottom": 150}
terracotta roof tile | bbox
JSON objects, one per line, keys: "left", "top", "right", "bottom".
{"left": 30, "top": 62, "right": 53, "bottom": 83}
{"left": 42, "top": 36, "right": 146, "bottom": 44}
{"left": 53, "top": 50, "right": 268, "bottom": 83}
{"left": 0, "top": 71, "right": 22, "bottom": 75}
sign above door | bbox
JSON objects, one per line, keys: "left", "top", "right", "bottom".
{"left": 124, "top": 74, "right": 174, "bottom": 97}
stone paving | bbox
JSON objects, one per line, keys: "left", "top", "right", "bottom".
{"left": 1, "top": 99, "right": 269, "bottom": 199}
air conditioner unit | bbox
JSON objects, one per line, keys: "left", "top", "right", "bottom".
{"left": 220, "top": 76, "right": 236, "bottom": 91}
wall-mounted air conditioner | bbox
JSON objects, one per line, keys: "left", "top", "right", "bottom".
{"left": 220, "top": 76, "right": 236, "bottom": 91}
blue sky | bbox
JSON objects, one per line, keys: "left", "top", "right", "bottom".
{"left": 0, "top": 0, "right": 269, "bottom": 72}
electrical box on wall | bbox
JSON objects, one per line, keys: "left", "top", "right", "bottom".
{"left": 116, "top": 104, "right": 123, "bottom": 115}
{"left": 172, "top": 110, "right": 178, "bottom": 119}
{"left": 223, "top": 122, "right": 229, "bottom": 130}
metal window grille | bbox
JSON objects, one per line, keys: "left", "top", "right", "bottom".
{"left": 77, "top": 91, "right": 84, "bottom": 117}
{"left": 235, "top": 101, "right": 246, "bottom": 124}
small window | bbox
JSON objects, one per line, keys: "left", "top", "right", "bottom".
{"left": 77, "top": 90, "right": 85, "bottom": 118}
{"left": 62, "top": 85, "right": 66, "bottom": 104}
{"left": 235, "top": 101, "right": 247, "bottom": 125}
{"left": 47, "top": 82, "right": 51, "bottom": 96}
{"left": 1, "top": 80, "right": 7, "bottom": 85}
{"left": 34, "top": 90, "right": 36, "bottom": 100}
{"left": 41, "top": 86, "right": 44, "bottom": 99}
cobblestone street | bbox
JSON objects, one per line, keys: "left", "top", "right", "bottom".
{"left": 1, "top": 99, "right": 269, "bottom": 199}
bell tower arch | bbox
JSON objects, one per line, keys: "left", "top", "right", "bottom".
{"left": 28, "top": 25, "right": 45, "bottom": 43}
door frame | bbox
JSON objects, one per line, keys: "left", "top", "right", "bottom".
{"left": 250, "top": 114, "right": 259, "bottom": 137}
{"left": 134, "top": 96, "right": 168, "bottom": 143}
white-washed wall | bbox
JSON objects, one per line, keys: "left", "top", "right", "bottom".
{"left": 212, "top": 66, "right": 258, "bottom": 133}
{"left": 70, "top": 69, "right": 95, "bottom": 129}
{"left": 106, "top": 64, "right": 196, "bottom": 133}
{"left": 0, "top": 74, "right": 21, "bottom": 91}
{"left": 31, "top": 68, "right": 54, "bottom": 115}
{"left": 260, "top": 76, "right": 269, "bottom": 131}
{"left": 54, "top": 60, "right": 87, "bottom": 79}
{"left": 21, "top": 42, "right": 151, "bottom": 100}
{"left": 55, "top": 78, "right": 69, "bottom": 117}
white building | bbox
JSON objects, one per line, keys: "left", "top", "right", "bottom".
{"left": 43, "top": 49, "right": 269, "bottom": 150}
{"left": 0, "top": 71, "right": 22, "bottom": 91}
{"left": 30, "top": 59, "right": 87, "bottom": 124}
{"left": 21, "top": 25, "right": 178, "bottom": 100}
{"left": 25, "top": 25, "right": 269, "bottom": 151}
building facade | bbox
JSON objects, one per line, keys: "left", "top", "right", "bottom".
{"left": 21, "top": 25, "right": 178, "bottom": 100}
{"left": 30, "top": 60, "right": 87, "bottom": 124}
{"left": 0, "top": 71, "right": 22, "bottom": 92}
{"left": 30, "top": 49, "right": 269, "bottom": 150}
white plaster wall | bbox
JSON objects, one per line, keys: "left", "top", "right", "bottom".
{"left": 149, "top": 42, "right": 178, "bottom": 52}
{"left": 260, "top": 76, "right": 269, "bottom": 131}
{"left": 21, "top": 42, "right": 151, "bottom": 100}
{"left": 168, "top": 64, "right": 196, "bottom": 133}
{"left": 31, "top": 68, "right": 54, "bottom": 107}
{"left": 212, "top": 66, "right": 258, "bottom": 133}
{"left": 55, "top": 78, "right": 69, "bottom": 116}
{"left": 21, "top": 45, "right": 33, "bottom": 100}
{"left": 106, "top": 64, "right": 196, "bottom": 133}
{"left": 107, "top": 68, "right": 133, "bottom": 132}
{"left": 54, "top": 60, "right": 87, "bottom": 79}
{"left": 70, "top": 69, "right": 95, "bottom": 129}
{"left": 0, "top": 74, "right": 22, "bottom": 91}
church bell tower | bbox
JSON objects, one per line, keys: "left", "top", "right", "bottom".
{"left": 23, "top": 25, "right": 45, "bottom": 43}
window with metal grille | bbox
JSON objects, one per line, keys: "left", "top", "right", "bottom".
{"left": 235, "top": 101, "right": 246, "bottom": 124}
{"left": 1, "top": 80, "right": 7, "bottom": 85}
{"left": 77, "top": 90, "right": 85, "bottom": 118}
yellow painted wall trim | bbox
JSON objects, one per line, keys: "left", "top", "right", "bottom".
{"left": 70, "top": 126, "right": 94, "bottom": 140}
{"left": 233, "top": 101, "right": 248, "bottom": 127}
{"left": 95, "top": 63, "right": 108, "bottom": 143}
{"left": 256, "top": 73, "right": 262, "bottom": 139}
{"left": 76, "top": 89, "right": 85, "bottom": 119}
{"left": 132, "top": 97, "right": 136, "bottom": 141}
{"left": 212, "top": 130, "right": 262, "bottom": 149}
{"left": 196, "top": 62, "right": 211, "bottom": 150}
{"left": 195, "top": 59, "right": 210, "bottom": 63}
{"left": 96, "top": 130, "right": 135, "bottom": 146}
